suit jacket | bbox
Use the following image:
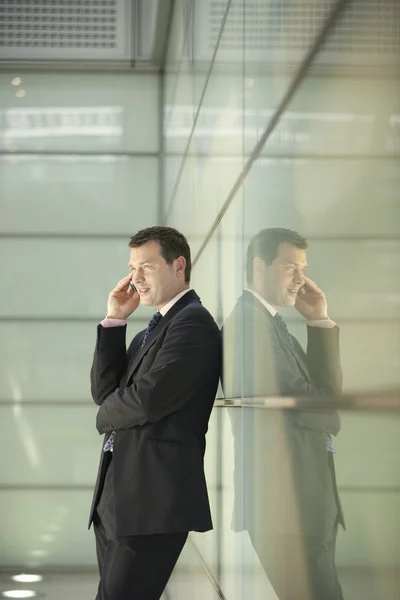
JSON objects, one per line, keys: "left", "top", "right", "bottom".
{"left": 222, "top": 290, "right": 345, "bottom": 539}
{"left": 88, "top": 290, "right": 221, "bottom": 536}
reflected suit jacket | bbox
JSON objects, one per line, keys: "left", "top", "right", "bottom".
{"left": 88, "top": 290, "right": 221, "bottom": 536}
{"left": 222, "top": 290, "right": 345, "bottom": 539}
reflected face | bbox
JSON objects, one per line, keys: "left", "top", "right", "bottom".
{"left": 128, "top": 241, "right": 186, "bottom": 310}
{"left": 260, "top": 243, "right": 308, "bottom": 308}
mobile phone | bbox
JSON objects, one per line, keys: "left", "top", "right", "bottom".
{"left": 129, "top": 281, "right": 137, "bottom": 293}
{"left": 298, "top": 284, "right": 306, "bottom": 295}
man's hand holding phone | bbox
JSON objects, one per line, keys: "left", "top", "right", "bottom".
{"left": 295, "top": 276, "right": 329, "bottom": 321}
{"left": 106, "top": 274, "right": 140, "bottom": 320}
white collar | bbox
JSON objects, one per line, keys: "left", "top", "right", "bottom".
{"left": 159, "top": 288, "right": 191, "bottom": 317}
{"left": 245, "top": 288, "right": 277, "bottom": 317}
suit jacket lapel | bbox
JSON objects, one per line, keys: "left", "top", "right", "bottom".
{"left": 126, "top": 290, "right": 201, "bottom": 382}
{"left": 271, "top": 318, "right": 310, "bottom": 381}
{"left": 242, "top": 291, "right": 311, "bottom": 382}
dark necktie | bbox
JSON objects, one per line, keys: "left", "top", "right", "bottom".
{"left": 103, "top": 312, "right": 163, "bottom": 453}
{"left": 274, "top": 313, "right": 294, "bottom": 347}
{"left": 141, "top": 311, "right": 162, "bottom": 348}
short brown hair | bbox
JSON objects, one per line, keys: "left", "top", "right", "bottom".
{"left": 246, "top": 228, "right": 308, "bottom": 285}
{"left": 129, "top": 226, "right": 192, "bottom": 283}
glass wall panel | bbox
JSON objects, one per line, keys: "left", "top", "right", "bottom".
{"left": 0, "top": 155, "right": 159, "bottom": 234}
{"left": 0, "top": 239, "right": 155, "bottom": 318}
{"left": 0, "top": 73, "right": 159, "bottom": 153}
{"left": 0, "top": 405, "right": 99, "bottom": 484}
{"left": 164, "top": 0, "right": 232, "bottom": 158}
{"left": 0, "top": 322, "right": 146, "bottom": 402}
{"left": 0, "top": 66, "right": 160, "bottom": 588}
{"left": 0, "top": 491, "right": 96, "bottom": 567}
{"left": 165, "top": 8, "right": 244, "bottom": 271}
{"left": 242, "top": 158, "right": 400, "bottom": 237}
{"left": 164, "top": 0, "right": 400, "bottom": 598}
{"left": 214, "top": 406, "right": 400, "bottom": 600}
{"left": 190, "top": 208, "right": 245, "bottom": 589}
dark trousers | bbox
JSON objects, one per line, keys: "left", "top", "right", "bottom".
{"left": 93, "top": 453, "right": 188, "bottom": 600}
{"left": 249, "top": 523, "right": 344, "bottom": 600}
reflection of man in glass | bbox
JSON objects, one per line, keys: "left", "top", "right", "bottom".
{"left": 223, "top": 228, "right": 345, "bottom": 600}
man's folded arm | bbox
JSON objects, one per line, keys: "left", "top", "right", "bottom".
{"left": 90, "top": 324, "right": 128, "bottom": 406}
{"left": 96, "top": 315, "right": 221, "bottom": 434}
{"left": 272, "top": 353, "right": 340, "bottom": 436}
{"left": 251, "top": 326, "right": 341, "bottom": 435}
{"left": 306, "top": 324, "right": 343, "bottom": 395}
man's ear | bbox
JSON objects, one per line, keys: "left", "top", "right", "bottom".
{"left": 174, "top": 256, "right": 187, "bottom": 278}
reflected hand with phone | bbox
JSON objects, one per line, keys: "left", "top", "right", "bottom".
{"left": 106, "top": 274, "right": 140, "bottom": 320}
{"left": 295, "top": 276, "right": 329, "bottom": 321}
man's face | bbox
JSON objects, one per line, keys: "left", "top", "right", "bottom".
{"left": 260, "top": 242, "right": 308, "bottom": 308}
{"left": 128, "top": 241, "right": 185, "bottom": 310}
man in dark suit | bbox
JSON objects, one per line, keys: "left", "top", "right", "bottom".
{"left": 223, "top": 228, "right": 345, "bottom": 600}
{"left": 89, "top": 226, "right": 221, "bottom": 600}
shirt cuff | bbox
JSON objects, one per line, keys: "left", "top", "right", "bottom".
{"left": 307, "top": 319, "right": 336, "bottom": 329}
{"left": 100, "top": 317, "right": 127, "bottom": 328}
